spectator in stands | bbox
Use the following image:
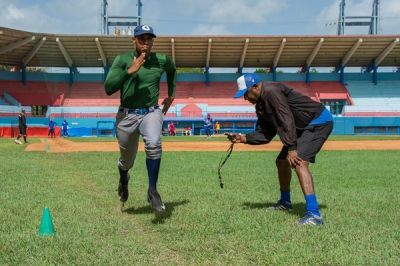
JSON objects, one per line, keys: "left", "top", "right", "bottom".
{"left": 168, "top": 122, "right": 176, "bottom": 136}
{"left": 215, "top": 121, "right": 221, "bottom": 134}
{"left": 204, "top": 114, "right": 213, "bottom": 137}
{"left": 226, "top": 73, "right": 333, "bottom": 226}
{"left": 48, "top": 119, "right": 57, "bottom": 138}
{"left": 61, "top": 119, "right": 69, "bottom": 137}
{"left": 104, "top": 24, "right": 176, "bottom": 214}
{"left": 14, "top": 109, "right": 27, "bottom": 144}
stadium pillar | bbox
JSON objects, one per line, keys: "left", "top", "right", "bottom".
{"left": 339, "top": 67, "right": 345, "bottom": 84}
{"left": 305, "top": 66, "right": 310, "bottom": 83}
{"left": 205, "top": 67, "right": 210, "bottom": 85}
{"left": 104, "top": 66, "right": 109, "bottom": 81}
{"left": 238, "top": 66, "right": 243, "bottom": 75}
{"left": 272, "top": 66, "right": 277, "bottom": 81}
{"left": 21, "top": 64, "right": 26, "bottom": 85}
{"left": 373, "top": 66, "right": 378, "bottom": 85}
{"left": 69, "top": 67, "right": 74, "bottom": 86}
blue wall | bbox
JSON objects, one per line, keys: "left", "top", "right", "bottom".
{"left": 332, "top": 117, "right": 400, "bottom": 134}
{"left": 0, "top": 117, "right": 49, "bottom": 126}
{"left": 3, "top": 116, "right": 399, "bottom": 136}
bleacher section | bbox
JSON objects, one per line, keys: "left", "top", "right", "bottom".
{"left": 0, "top": 81, "right": 351, "bottom": 116}
{"left": 59, "top": 81, "right": 254, "bottom": 117}
{"left": 343, "top": 81, "right": 400, "bottom": 116}
{"left": 309, "top": 81, "right": 352, "bottom": 103}
{"left": 0, "top": 80, "right": 67, "bottom": 106}
{"left": 0, "top": 78, "right": 351, "bottom": 119}
{"left": 63, "top": 83, "right": 119, "bottom": 106}
{"left": 59, "top": 81, "right": 349, "bottom": 118}
{"left": 0, "top": 79, "right": 351, "bottom": 119}
{"left": 0, "top": 91, "right": 32, "bottom": 117}
{"left": 1, "top": 72, "right": 399, "bottom": 136}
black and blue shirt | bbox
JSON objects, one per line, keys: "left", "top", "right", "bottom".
{"left": 246, "top": 82, "right": 332, "bottom": 151}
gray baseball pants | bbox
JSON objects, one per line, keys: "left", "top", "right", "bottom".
{"left": 116, "top": 108, "right": 163, "bottom": 171}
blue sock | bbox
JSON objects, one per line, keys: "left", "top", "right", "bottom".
{"left": 305, "top": 194, "right": 320, "bottom": 216}
{"left": 280, "top": 190, "right": 291, "bottom": 203}
{"left": 146, "top": 158, "right": 161, "bottom": 192}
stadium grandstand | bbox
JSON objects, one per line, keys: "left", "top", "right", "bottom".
{"left": 0, "top": 26, "right": 399, "bottom": 137}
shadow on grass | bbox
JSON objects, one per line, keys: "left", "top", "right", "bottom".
{"left": 242, "top": 202, "right": 327, "bottom": 217}
{"left": 123, "top": 199, "right": 189, "bottom": 224}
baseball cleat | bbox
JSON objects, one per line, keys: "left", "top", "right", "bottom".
{"left": 14, "top": 139, "right": 23, "bottom": 145}
{"left": 147, "top": 189, "right": 165, "bottom": 214}
{"left": 117, "top": 172, "right": 130, "bottom": 204}
{"left": 298, "top": 211, "right": 324, "bottom": 226}
{"left": 266, "top": 200, "right": 293, "bottom": 212}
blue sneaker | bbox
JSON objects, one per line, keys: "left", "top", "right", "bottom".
{"left": 298, "top": 211, "right": 324, "bottom": 225}
{"left": 267, "top": 200, "right": 293, "bottom": 211}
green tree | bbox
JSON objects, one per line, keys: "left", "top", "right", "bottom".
{"left": 296, "top": 67, "right": 318, "bottom": 73}
{"left": 254, "top": 68, "right": 284, "bottom": 74}
{"left": 0, "top": 65, "right": 47, "bottom": 72}
{"left": 26, "top": 67, "right": 47, "bottom": 73}
{"left": 254, "top": 68, "right": 269, "bottom": 73}
{"left": 176, "top": 67, "right": 204, "bottom": 73}
{"left": 0, "top": 65, "right": 12, "bottom": 71}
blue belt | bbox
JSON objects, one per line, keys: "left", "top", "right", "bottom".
{"left": 119, "top": 105, "right": 159, "bottom": 115}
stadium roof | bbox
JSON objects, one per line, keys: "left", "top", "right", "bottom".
{"left": 0, "top": 26, "right": 399, "bottom": 69}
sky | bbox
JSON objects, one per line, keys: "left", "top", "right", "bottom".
{"left": 0, "top": 0, "right": 399, "bottom": 36}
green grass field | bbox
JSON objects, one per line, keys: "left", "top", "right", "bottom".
{"left": 1, "top": 137, "right": 399, "bottom": 265}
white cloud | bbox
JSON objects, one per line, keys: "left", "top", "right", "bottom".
{"left": 0, "top": 0, "right": 101, "bottom": 34}
{"left": 191, "top": 24, "right": 232, "bottom": 35}
{"left": 5, "top": 4, "right": 24, "bottom": 20}
{"left": 0, "top": 3, "right": 50, "bottom": 32}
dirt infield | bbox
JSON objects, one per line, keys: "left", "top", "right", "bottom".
{"left": 25, "top": 138, "right": 400, "bottom": 153}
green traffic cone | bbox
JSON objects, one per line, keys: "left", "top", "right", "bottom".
{"left": 39, "top": 207, "right": 55, "bottom": 237}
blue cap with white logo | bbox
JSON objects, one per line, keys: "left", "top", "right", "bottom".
{"left": 134, "top": 24, "right": 156, "bottom": 37}
{"left": 234, "top": 73, "right": 261, "bottom": 98}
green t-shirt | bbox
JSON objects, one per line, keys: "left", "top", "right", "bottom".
{"left": 104, "top": 51, "right": 176, "bottom": 109}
